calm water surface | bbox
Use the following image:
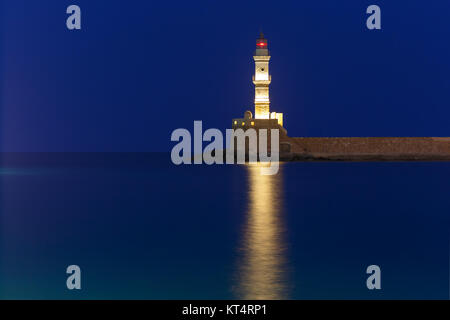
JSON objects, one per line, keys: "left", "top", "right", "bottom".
{"left": 0, "top": 153, "right": 449, "bottom": 299}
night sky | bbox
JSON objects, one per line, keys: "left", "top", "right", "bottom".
{"left": 1, "top": 1, "right": 449, "bottom": 152}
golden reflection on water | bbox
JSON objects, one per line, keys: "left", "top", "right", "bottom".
{"left": 233, "top": 163, "right": 289, "bottom": 299}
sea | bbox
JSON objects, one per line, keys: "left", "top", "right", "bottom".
{"left": 0, "top": 153, "right": 449, "bottom": 299}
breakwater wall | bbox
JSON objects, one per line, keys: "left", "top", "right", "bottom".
{"left": 280, "top": 137, "right": 450, "bottom": 161}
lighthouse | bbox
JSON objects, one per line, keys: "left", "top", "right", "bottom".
{"left": 253, "top": 32, "right": 271, "bottom": 119}
{"left": 232, "top": 32, "right": 285, "bottom": 132}
{"left": 253, "top": 32, "right": 283, "bottom": 126}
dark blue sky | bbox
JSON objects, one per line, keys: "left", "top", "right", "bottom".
{"left": 1, "top": 0, "right": 449, "bottom": 151}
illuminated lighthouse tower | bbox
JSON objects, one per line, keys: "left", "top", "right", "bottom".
{"left": 232, "top": 32, "right": 285, "bottom": 134}
{"left": 253, "top": 33, "right": 271, "bottom": 119}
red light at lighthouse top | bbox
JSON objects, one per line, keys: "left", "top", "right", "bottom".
{"left": 256, "top": 32, "right": 267, "bottom": 48}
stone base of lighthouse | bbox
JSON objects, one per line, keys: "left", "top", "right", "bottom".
{"left": 232, "top": 117, "right": 287, "bottom": 137}
{"left": 231, "top": 111, "right": 289, "bottom": 158}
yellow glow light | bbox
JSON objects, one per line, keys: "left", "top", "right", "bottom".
{"left": 276, "top": 113, "right": 283, "bottom": 126}
{"left": 234, "top": 164, "right": 288, "bottom": 299}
